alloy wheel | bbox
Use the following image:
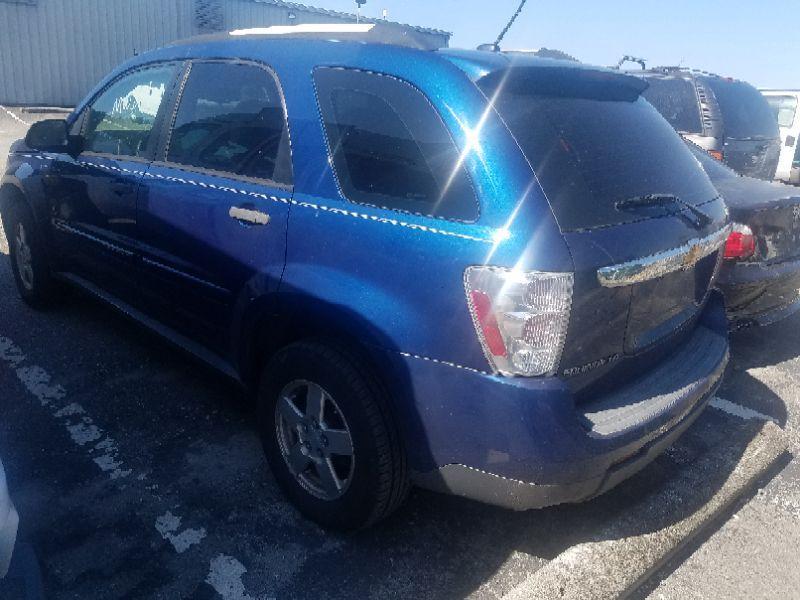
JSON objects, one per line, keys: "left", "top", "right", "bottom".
{"left": 275, "top": 379, "right": 355, "bottom": 501}
{"left": 14, "top": 222, "right": 34, "bottom": 291}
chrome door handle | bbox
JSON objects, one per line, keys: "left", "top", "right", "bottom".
{"left": 229, "top": 206, "right": 270, "bottom": 225}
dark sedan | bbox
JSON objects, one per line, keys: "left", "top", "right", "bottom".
{"left": 690, "top": 142, "right": 800, "bottom": 326}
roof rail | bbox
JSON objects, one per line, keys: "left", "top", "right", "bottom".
{"left": 226, "top": 21, "right": 443, "bottom": 50}
{"left": 615, "top": 55, "right": 647, "bottom": 70}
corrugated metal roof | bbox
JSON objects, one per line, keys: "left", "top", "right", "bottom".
{"left": 251, "top": 0, "right": 451, "bottom": 37}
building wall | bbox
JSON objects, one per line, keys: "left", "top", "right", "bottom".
{"left": 0, "top": 0, "right": 192, "bottom": 106}
{"left": 0, "top": 0, "right": 449, "bottom": 106}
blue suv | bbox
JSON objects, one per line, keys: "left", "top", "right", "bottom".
{"left": 1, "top": 25, "right": 731, "bottom": 529}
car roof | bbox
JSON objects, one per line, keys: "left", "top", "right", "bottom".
{"left": 130, "top": 26, "right": 626, "bottom": 84}
{"left": 80, "top": 26, "right": 647, "bottom": 119}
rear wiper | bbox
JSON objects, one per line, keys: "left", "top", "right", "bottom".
{"left": 616, "top": 194, "right": 713, "bottom": 228}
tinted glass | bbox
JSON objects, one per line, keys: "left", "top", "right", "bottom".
{"left": 702, "top": 77, "right": 779, "bottom": 139}
{"left": 168, "top": 62, "right": 292, "bottom": 184}
{"left": 685, "top": 140, "right": 738, "bottom": 182}
{"left": 641, "top": 77, "right": 702, "bottom": 133}
{"left": 765, "top": 94, "right": 797, "bottom": 128}
{"left": 314, "top": 68, "right": 478, "bottom": 221}
{"left": 84, "top": 64, "right": 176, "bottom": 157}
{"left": 479, "top": 67, "right": 719, "bottom": 231}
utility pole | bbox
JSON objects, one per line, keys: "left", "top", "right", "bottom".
{"left": 355, "top": 0, "right": 366, "bottom": 23}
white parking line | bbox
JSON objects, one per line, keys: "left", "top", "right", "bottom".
{"left": 0, "top": 104, "right": 29, "bottom": 126}
{"left": 1, "top": 339, "right": 133, "bottom": 479}
{"left": 710, "top": 396, "right": 778, "bottom": 424}
{"left": 206, "top": 555, "right": 258, "bottom": 600}
{"left": 0, "top": 333, "right": 254, "bottom": 598}
{"left": 155, "top": 511, "right": 207, "bottom": 553}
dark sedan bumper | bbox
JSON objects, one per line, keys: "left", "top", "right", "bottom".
{"left": 719, "top": 256, "right": 800, "bottom": 326}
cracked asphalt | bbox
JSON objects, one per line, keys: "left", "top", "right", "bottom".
{"left": 0, "top": 108, "right": 798, "bottom": 599}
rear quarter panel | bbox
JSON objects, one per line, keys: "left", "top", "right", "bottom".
{"left": 269, "top": 43, "right": 573, "bottom": 373}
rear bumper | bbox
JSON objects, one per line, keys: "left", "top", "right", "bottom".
{"left": 719, "top": 256, "right": 800, "bottom": 326}
{"left": 420, "top": 390, "right": 714, "bottom": 510}
{"left": 402, "top": 294, "right": 729, "bottom": 510}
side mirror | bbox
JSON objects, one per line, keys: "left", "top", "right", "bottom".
{"left": 24, "top": 119, "right": 81, "bottom": 155}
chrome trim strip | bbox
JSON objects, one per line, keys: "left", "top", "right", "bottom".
{"left": 141, "top": 256, "right": 229, "bottom": 295}
{"left": 597, "top": 226, "right": 731, "bottom": 288}
{"left": 52, "top": 220, "right": 135, "bottom": 258}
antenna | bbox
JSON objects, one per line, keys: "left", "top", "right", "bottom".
{"left": 480, "top": 0, "right": 528, "bottom": 52}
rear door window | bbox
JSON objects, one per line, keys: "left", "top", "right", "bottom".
{"left": 701, "top": 77, "right": 780, "bottom": 140}
{"left": 166, "top": 61, "right": 292, "bottom": 185}
{"left": 314, "top": 68, "right": 478, "bottom": 222}
{"left": 641, "top": 76, "right": 702, "bottom": 133}
{"left": 84, "top": 64, "right": 178, "bottom": 158}
{"left": 478, "top": 67, "right": 719, "bottom": 232}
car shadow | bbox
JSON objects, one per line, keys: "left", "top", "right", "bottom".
{"left": 0, "top": 266, "right": 794, "bottom": 599}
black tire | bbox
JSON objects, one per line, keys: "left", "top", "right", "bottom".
{"left": 2, "top": 200, "right": 57, "bottom": 308}
{"left": 258, "top": 341, "right": 409, "bottom": 530}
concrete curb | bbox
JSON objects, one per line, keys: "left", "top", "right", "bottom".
{"left": 502, "top": 421, "right": 789, "bottom": 600}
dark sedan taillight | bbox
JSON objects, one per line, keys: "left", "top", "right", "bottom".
{"left": 723, "top": 223, "right": 756, "bottom": 260}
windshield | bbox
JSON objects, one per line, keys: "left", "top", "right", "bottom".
{"left": 702, "top": 77, "right": 779, "bottom": 139}
{"left": 765, "top": 94, "right": 798, "bottom": 128}
{"left": 478, "top": 68, "right": 719, "bottom": 231}
{"left": 641, "top": 76, "right": 703, "bottom": 133}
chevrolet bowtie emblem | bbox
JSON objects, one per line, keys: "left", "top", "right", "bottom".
{"left": 682, "top": 243, "right": 703, "bottom": 269}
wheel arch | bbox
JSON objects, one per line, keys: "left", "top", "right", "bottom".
{"left": 237, "top": 292, "right": 404, "bottom": 394}
{"left": 235, "top": 291, "right": 425, "bottom": 468}
{"left": 0, "top": 182, "right": 30, "bottom": 220}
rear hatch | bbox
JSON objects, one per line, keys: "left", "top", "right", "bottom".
{"left": 478, "top": 65, "right": 728, "bottom": 396}
{"left": 700, "top": 77, "right": 781, "bottom": 180}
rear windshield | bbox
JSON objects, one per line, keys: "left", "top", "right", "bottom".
{"left": 478, "top": 67, "right": 719, "bottom": 231}
{"left": 702, "top": 78, "right": 779, "bottom": 140}
{"left": 685, "top": 141, "right": 738, "bottom": 182}
{"left": 641, "top": 77, "right": 702, "bottom": 133}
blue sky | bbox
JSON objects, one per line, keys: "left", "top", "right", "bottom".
{"left": 315, "top": 0, "right": 799, "bottom": 88}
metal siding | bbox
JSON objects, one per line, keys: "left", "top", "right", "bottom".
{"left": 0, "top": 0, "right": 449, "bottom": 106}
{"left": 221, "top": 0, "right": 353, "bottom": 29}
{"left": 0, "top": 0, "right": 182, "bottom": 106}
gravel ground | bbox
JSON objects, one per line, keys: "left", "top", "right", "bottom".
{"left": 0, "top": 108, "right": 797, "bottom": 599}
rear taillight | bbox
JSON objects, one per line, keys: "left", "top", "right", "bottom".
{"left": 708, "top": 149, "right": 725, "bottom": 162}
{"left": 723, "top": 223, "right": 756, "bottom": 260}
{"left": 464, "top": 267, "right": 573, "bottom": 377}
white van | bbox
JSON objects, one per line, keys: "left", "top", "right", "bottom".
{"left": 762, "top": 90, "right": 800, "bottom": 183}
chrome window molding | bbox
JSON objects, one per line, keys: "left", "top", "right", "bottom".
{"left": 597, "top": 226, "right": 731, "bottom": 288}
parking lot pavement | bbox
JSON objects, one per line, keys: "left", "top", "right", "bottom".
{"left": 642, "top": 325, "right": 800, "bottom": 600}
{"left": 0, "top": 112, "right": 797, "bottom": 599}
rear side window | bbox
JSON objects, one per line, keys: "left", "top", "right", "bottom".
{"left": 641, "top": 76, "right": 702, "bottom": 133}
{"left": 478, "top": 67, "right": 719, "bottom": 232}
{"left": 84, "top": 64, "right": 177, "bottom": 158}
{"left": 765, "top": 95, "right": 797, "bottom": 128}
{"left": 701, "top": 77, "right": 779, "bottom": 140}
{"left": 314, "top": 68, "right": 478, "bottom": 222}
{"left": 167, "top": 62, "right": 292, "bottom": 185}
